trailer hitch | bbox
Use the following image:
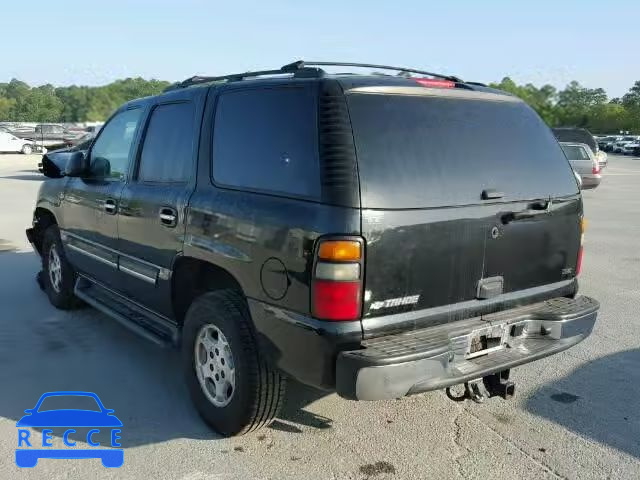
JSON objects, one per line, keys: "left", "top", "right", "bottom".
{"left": 445, "top": 370, "right": 515, "bottom": 403}
{"left": 482, "top": 370, "right": 515, "bottom": 400}
{"left": 445, "top": 381, "right": 485, "bottom": 403}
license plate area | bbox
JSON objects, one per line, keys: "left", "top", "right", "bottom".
{"left": 465, "top": 324, "right": 508, "bottom": 359}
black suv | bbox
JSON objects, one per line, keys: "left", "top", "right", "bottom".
{"left": 27, "top": 61, "right": 599, "bottom": 436}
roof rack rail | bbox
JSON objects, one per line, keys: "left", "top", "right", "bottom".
{"left": 167, "top": 60, "right": 463, "bottom": 92}
{"left": 167, "top": 62, "right": 322, "bottom": 91}
{"left": 288, "top": 61, "right": 463, "bottom": 83}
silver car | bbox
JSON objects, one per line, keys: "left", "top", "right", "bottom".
{"left": 560, "top": 142, "right": 602, "bottom": 189}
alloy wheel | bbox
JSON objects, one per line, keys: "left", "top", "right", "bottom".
{"left": 194, "top": 324, "right": 236, "bottom": 407}
{"left": 48, "top": 247, "right": 62, "bottom": 293}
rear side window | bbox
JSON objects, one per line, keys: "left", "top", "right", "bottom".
{"left": 138, "top": 102, "right": 195, "bottom": 182}
{"left": 552, "top": 128, "right": 597, "bottom": 153}
{"left": 347, "top": 93, "right": 579, "bottom": 209}
{"left": 561, "top": 144, "right": 590, "bottom": 161}
{"left": 211, "top": 86, "right": 319, "bottom": 198}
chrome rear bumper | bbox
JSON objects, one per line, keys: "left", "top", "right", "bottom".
{"left": 336, "top": 296, "right": 599, "bottom": 400}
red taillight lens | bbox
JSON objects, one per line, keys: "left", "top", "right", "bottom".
{"left": 415, "top": 78, "right": 455, "bottom": 89}
{"left": 576, "top": 246, "right": 584, "bottom": 276}
{"left": 592, "top": 165, "right": 600, "bottom": 174}
{"left": 312, "top": 237, "right": 364, "bottom": 321}
{"left": 312, "top": 280, "right": 361, "bottom": 321}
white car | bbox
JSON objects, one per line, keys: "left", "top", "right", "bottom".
{"left": 0, "top": 131, "right": 44, "bottom": 154}
{"left": 621, "top": 142, "right": 640, "bottom": 155}
{"left": 612, "top": 136, "right": 639, "bottom": 153}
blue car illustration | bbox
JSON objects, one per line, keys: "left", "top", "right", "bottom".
{"left": 16, "top": 391, "right": 123, "bottom": 468}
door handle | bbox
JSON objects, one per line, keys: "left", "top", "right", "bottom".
{"left": 159, "top": 207, "right": 178, "bottom": 227}
{"left": 500, "top": 200, "right": 552, "bottom": 224}
{"left": 104, "top": 199, "right": 117, "bottom": 215}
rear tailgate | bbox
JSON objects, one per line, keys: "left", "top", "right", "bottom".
{"left": 345, "top": 86, "right": 582, "bottom": 335}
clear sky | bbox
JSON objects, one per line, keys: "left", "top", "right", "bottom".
{"left": 3, "top": 0, "right": 639, "bottom": 98}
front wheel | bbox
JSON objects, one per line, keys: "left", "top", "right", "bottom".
{"left": 182, "top": 290, "right": 286, "bottom": 436}
{"left": 21, "top": 144, "right": 33, "bottom": 155}
{"left": 41, "top": 225, "right": 81, "bottom": 309}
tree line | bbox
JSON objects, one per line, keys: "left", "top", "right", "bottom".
{"left": 490, "top": 78, "right": 640, "bottom": 134}
{"left": 1, "top": 76, "right": 639, "bottom": 133}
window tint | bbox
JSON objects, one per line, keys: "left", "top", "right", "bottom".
{"left": 348, "top": 93, "right": 579, "bottom": 209}
{"left": 561, "top": 144, "right": 590, "bottom": 161}
{"left": 90, "top": 108, "right": 142, "bottom": 180}
{"left": 552, "top": 128, "right": 597, "bottom": 153}
{"left": 212, "top": 86, "right": 319, "bottom": 198}
{"left": 138, "top": 102, "right": 194, "bottom": 182}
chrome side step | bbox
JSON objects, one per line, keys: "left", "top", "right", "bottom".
{"left": 74, "top": 275, "right": 178, "bottom": 348}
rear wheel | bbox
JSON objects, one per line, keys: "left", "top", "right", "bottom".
{"left": 21, "top": 144, "right": 33, "bottom": 155}
{"left": 182, "top": 290, "right": 286, "bottom": 436}
{"left": 41, "top": 225, "right": 81, "bottom": 309}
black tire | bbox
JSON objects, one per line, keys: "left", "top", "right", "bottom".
{"left": 41, "top": 225, "right": 81, "bottom": 309}
{"left": 182, "top": 290, "right": 286, "bottom": 436}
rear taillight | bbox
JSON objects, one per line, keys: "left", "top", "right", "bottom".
{"left": 577, "top": 218, "right": 586, "bottom": 276}
{"left": 312, "top": 238, "right": 363, "bottom": 321}
{"left": 592, "top": 164, "right": 600, "bottom": 174}
{"left": 576, "top": 247, "right": 584, "bottom": 276}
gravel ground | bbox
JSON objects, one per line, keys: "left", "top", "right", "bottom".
{"left": 0, "top": 153, "right": 639, "bottom": 479}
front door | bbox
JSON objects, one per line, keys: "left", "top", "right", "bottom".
{"left": 117, "top": 99, "right": 199, "bottom": 317}
{"left": 0, "top": 132, "right": 17, "bottom": 152}
{"left": 61, "top": 107, "right": 144, "bottom": 289}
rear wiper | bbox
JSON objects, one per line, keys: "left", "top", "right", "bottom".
{"left": 500, "top": 199, "right": 552, "bottom": 224}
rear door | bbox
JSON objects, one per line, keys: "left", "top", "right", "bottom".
{"left": 345, "top": 87, "right": 581, "bottom": 333}
{"left": 116, "top": 97, "right": 201, "bottom": 317}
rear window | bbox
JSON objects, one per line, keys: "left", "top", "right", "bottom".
{"left": 561, "top": 144, "right": 590, "bottom": 161}
{"left": 347, "top": 93, "right": 579, "bottom": 209}
{"left": 552, "top": 128, "right": 597, "bottom": 153}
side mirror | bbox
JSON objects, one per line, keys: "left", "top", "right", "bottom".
{"left": 89, "top": 156, "right": 111, "bottom": 178}
{"left": 41, "top": 153, "right": 65, "bottom": 178}
{"left": 64, "top": 151, "right": 87, "bottom": 177}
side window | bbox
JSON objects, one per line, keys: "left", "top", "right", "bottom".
{"left": 89, "top": 108, "right": 142, "bottom": 180}
{"left": 211, "top": 86, "right": 319, "bottom": 198}
{"left": 137, "top": 102, "right": 195, "bottom": 183}
{"left": 578, "top": 147, "right": 590, "bottom": 160}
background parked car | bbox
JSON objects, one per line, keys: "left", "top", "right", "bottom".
{"left": 621, "top": 140, "right": 640, "bottom": 155}
{"left": 13, "top": 123, "right": 82, "bottom": 149}
{"left": 612, "top": 136, "right": 639, "bottom": 153}
{"left": 598, "top": 135, "right": 622, "bottom": 152}
{"left": 0, "top": 131, "right": 45, "bottom": 154}
{"left": 553, "top": 127, "right": 607, "bottom": 169}
{"left": 560, "top": 142, "right": 601, "bottom": 189}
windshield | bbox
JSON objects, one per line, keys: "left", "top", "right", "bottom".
{"left": 347, "top": 93, "right": 579, "bottom": 209}
{"left": 37, "top": 395, "right": 101, "bottom": 412}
